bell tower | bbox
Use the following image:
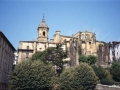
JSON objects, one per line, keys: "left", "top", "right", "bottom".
{"left": 37, "top": 15, "right": 49, "bottom": 42}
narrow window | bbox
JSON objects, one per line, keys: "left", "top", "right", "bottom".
{"left": 81, "top": 34, "right": 85, "bottom": 40}
{"left": 43, "top": 31, "right": 45, "bottom": 36}
{"left": 27, "top": 46, "right": 29, "bottom": 49}
{"left": 89, "top": 42, "right": 91, "bottom": 44}
{"left": 45, "top": 45, "right": 46, "bottom": 49}
{"left": 26, "top": 52, "right": 29, "bottom": 58}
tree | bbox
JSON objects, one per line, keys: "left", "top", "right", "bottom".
{"left": 59, "top": 63, "right": 98, "bottom": 90}
{"left": 78, "top": 55, "right": 88, "bottom": 63}
{"left": 92, "top": 65, "right": 107, "bottom": 80}
{"left": 30, "top": 51, "right": 44, "bottom": 61}
{"left": 42, "top": 44, "right": 67, "bottom": 71}
{"left": 110, "top": 62, "right": 120, "bottom": 81}
{"left": 8, "top": 60, "right": 56, "bottom": 90}
{"left": 87, "top": 55, "right": 97, "bottom": 65}
{"left": 79, "top": 55, "right": 97, "bottom": 65}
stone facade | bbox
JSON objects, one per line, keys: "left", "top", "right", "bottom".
{"left": 37, "top": 16, "right": 49, "bottom": 42}
{"left": 0, "top": 30, "right": 16, "bottom": 90}
{"left": 18, "top": 16, "right": 110, "bottom": 67}
{"left": 97, "top": 42, "right": 110, "bottom": 67}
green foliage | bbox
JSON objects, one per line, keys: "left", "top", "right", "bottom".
{"left": 59, "top": 69, "right": 75, "bottom": 90}
{"left": 78, "top": 55, "right": 88, "bottom": 63}
{"left": 110, "top": 62, "right": 120, "bottom": 81}
{"left": 91, "top": 66, "right": 115, "bottom": 85}
{"left": 92, "top": 66, "right": 107, "bottom": 80}
{"left": 59, "top": 63, "right": 98, "bottom": 90}
{"left": 79, "top": 55, "right": 97, "bottom": 65}
{"left": 40, "top": 44, "right": 68, "bottom": 70}
{"left": 30, "top": 51, "right": 44, "bottom": 61}
{"left": 8, "top": 60, "right": 56, "bottom": 90}
{"left": 87, "top": 55, "right": 97, "bottom": 65}
{"left": 100, "top": 78, "right": 114, "bottom": 85}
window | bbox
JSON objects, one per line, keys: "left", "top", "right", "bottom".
{"left": 117, "top": 45, "right": 118, "bottom": 49}
{"left": 27, "top": 46, "right": 29, "bottom": 49}
{"left": 45, "top": 45, "right": 46, "bottom": 49}
{"left": 89, "top": 42, "right": 92, "bottom": 48}
{"left": 81, "top": 34, "right": 85, "bottom": 40}
{"left": 26, "top": 52, "right": 29, "bottom": 58}
{"left": 43, "top": 31, "right": 45, "bottom": 36}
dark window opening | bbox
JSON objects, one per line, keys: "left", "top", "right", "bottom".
{"left": 45, "top": 45, "right": 46, "bottom": 49}
{"left": 43, "top": 32, "right": 45, "bottom": 36}
{"left": 27, "top": 46, "right": 29, "bottom": 49}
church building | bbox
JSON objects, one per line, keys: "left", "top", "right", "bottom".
{"left": 18, "top": 16, "right": 110, "bottom": 67}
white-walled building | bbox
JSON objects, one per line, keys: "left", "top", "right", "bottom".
{"left": 110, "top": 42, "right": 120, "bottom": 62}
{"left": 13, "top": 52, "right": 18, "bottom": 65}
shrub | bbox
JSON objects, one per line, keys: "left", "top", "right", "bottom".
{"left": 100, "top": 78, "right": 114, "bottom": 85}
{"left": 79, "top": 55, "right": 97, "bottom": 65}
{"left": 30, "top": 52, "right": 44, "bottom": 61}
{"left": 8, "top": 60, "right": 56, "bottom": 90}
{"left": 110, "top": 62, "right": 120, "bottom": 82}
{"left": 59, "top": 63, "right": 98, "bottom": 90}
{"left": 92, "top": 65, "right": 107, "bottom": 80}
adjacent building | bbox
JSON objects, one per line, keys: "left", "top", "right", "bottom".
{"left": 110, "top": 42, "right": 120, "bottom": 62}
{"left": 13, "top": 52, "right": 18, "bottom": 65}
{"left": 0, "top": 30, "right": 16, "bottom": 89}
{"left": 18, "top": 16, "right": 110, "bottom": 67}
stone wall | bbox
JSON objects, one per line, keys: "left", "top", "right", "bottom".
{"left": 97, "top": 43, "right": 110, "bottom": 66}
{"left": 95, "top": 84, "right": 120, "bottom": 90}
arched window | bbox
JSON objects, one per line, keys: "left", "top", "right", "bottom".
{"left": 81, "top": 34, "right": 85, "bottom": 40}
{"left": 43, "top": 31, "right": 45, "bottom": 36}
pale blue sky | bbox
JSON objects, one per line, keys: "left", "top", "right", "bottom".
{"left": 0, "top": 0, "right": 120, "bottom": 49}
